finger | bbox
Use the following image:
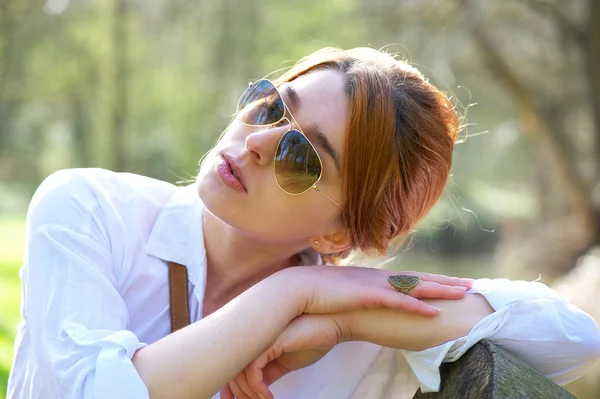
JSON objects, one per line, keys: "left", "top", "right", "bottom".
{"left": 409, "top": 281, "right": 468, "bottom": 300}
{"left": 220, "top": 384, "right": 235, "bottom": 399}
{"left": 262, "top": 361, "right": 290, "bottom": 386}
{"left": 247, "top": 348, "right": 281, "bottom": 399}
{"left": 245, "top": 365, "right": 273, "bottom": 399}
{"left": 392, "top": 292, "right": 441, "bottom": 316}
{"left": 246, "top": 341, "right": 289, "bottom": 398}
{"left": 235, "top": 371, "right": 263, "bottom": 399}
{"left": 229, "top": 378, "right": 254, "bottom": 399}
{"left": 351, "top": 285, "right": 441, "bottom": 316}
{"left": 415, "top": 272, "right": 474, "bottom": 289}
{"left": 248, "top": 362, "right": 289, "bottom": 398}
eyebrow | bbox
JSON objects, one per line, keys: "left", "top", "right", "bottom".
{"left": 284, "top": 84, "right": 342, "bottom": 176}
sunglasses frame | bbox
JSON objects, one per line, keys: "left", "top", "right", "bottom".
{"left": 236, "top": 79, "right": 343, "bottom": 210}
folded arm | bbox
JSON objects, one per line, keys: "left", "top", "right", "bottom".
{"left": 346, "top": 293, "right": 494, "bottom": 351}
{"left": 345, "top": 278, "right": 600, "bottom": 392}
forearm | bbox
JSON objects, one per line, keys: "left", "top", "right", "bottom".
{"left": 132, "top": 272, "right": 302, "bottom": 399}
{"left": 344, "top": 293, "right": 494, "bottom": 351}
{"left": 343, "top": 279, "right": 600, "bottom": 389}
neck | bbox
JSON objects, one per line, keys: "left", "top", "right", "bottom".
{"left": 201, "top": 210, "right": 306, "bottom": 314}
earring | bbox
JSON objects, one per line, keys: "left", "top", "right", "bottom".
{"left": 313, "top": 240, "right": 319, "bottom": 245}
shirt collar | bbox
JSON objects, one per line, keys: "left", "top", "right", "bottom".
{"left": 145, "top": 183, "right": 324, "bottom": 290}
{"left": 145, "top": 183, "right": 206, "bottom": 287}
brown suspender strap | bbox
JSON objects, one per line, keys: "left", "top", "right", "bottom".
{"left": 168, "top": 261, "right": 190, "bottom": 333}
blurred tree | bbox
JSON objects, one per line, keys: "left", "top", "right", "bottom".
{"left": 110, "top": 0, "right": 129, "bottom": 171}
{"left": 0, "top": 0, "right": 596, "bottom": 279}
{"left": 346, "top": 0, "right": 599, "bottom": 277}
{"left": 458, "top": 0, "right": 600, "bottom": 276}
{"left": 0, "top": 0, "right": 16, "bottom": 157}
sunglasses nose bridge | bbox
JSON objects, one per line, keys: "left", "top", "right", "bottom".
{"left": 267, "top": 116, "right": 292, "bottom": 130}
{"left": 244, "top": 123, "right": 289, "bottom": 167}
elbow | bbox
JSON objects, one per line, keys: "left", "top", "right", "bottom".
{"left": 566, "top": 303, "right": 600, "bottom": 360}
{"left": 551, "top": 304, "right": 600, "bottom": 384}
{"left": 554, "top": 328, "right": 600, "bottom": 386}
{"left": 592, "top": 332, "right": 600, "bottom": 358}
{"left": 488, "top": 297, "right": 600, "bottom": 385}
{"left": 580, "top": 320, "right": 600, "bottom": 364}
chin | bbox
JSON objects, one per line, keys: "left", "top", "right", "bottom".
{"left": 196, "top": 180, "right": 296, "bottom": 243}
{"left": 196, "top": 172, "right": 248, "bottom": 227}
{"left": 197, "top": 172, "right": 229, "bottom": 216}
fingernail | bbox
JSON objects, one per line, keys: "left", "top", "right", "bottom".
{"left": 429, "top": 305, "right": 442, "bottom": 312}
{"left": 453, "top": 286, "right": 468, "bottom": 291}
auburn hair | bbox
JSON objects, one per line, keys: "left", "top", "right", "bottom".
{"left": 272, "top": 47, "right": 460, "bottom": 263}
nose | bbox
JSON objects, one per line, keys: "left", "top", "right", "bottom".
{"left": 245, "top": 123, "right": 288, "bottom": 167}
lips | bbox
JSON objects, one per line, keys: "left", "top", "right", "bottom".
{"left": 219, "top": 154, "right": 247, "bottom": 192}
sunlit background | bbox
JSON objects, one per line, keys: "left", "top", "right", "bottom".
{"left": 1, "top": 0, "right": 599, "bottom": 397}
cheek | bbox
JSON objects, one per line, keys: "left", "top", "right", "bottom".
{"left": 251, "top": 207, "right": 338, "bottom": 243}
{"left": 264, "top": 196, "right": 340, "bottom": 236}
{"left": 221, "top": 121, "right": 247, "bottom": 141}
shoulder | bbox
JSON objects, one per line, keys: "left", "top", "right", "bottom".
{"left": 27, "top": 168, "right": 178, "bottom": 233}
{"left": 32, "top": 168, "right": 176, "bottom": 203}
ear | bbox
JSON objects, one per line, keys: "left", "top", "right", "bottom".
{"left": 310, "top": 229, "right": 352, "bottom": 254}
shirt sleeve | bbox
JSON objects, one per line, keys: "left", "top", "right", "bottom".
{"left": 19, "top": 170, "right": 149, "bottom": 399}
{"left": 400, "top": 278, "right": 600, "bottom": 393}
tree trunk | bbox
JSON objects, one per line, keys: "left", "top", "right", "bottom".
{"left": 588, "top": 0, "right": 600, "bottom": 184}
{"left": 585, "top": 0, "right": 600, "bottom": 243}
{"left": 212, "top": 0, "right": 234, "bottom": 106}
{"left": 110, "top": 0, "right": 129, "bottom": 171}
{"left": 413, "top": 340, "right": 576, "bottom": 398}
{"left": 0, "top": 0, "right": 16, "bottom": 157}
{"left": 70, "top": 93, "right": 91, "bottom": 167}
{"left": 466, "top": 11, "right": 598, "bottom": 254}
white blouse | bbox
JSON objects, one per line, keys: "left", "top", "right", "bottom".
{"left": 7, "top": 168, "right": 600, "bottom": 399}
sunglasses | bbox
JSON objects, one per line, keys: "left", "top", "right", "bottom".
{"left": 236, "top": 79, "right": 343, "bottom": 210}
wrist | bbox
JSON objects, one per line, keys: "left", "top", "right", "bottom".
{"left": 330, "top": 311, "right": 358, "bottom": 343}
{"left": 265, "top": 266, "right": 314, "bottom": 317}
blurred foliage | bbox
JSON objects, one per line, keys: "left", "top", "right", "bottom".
{"left": 1, "top": 0, "right": 600, "bottom": 397}
{"left": 0, "top": 218, "right": 25, "bottom": 399}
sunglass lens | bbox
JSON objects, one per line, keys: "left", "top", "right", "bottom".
{"left": 275, "top": 130, "right": 321, "bottom": 194}
{"left": 237, "top": 80, "right": 285, "bottom": 126}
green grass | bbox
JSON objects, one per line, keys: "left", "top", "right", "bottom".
{"left": 0, "top": 217, "right": 25, "bottom": 399}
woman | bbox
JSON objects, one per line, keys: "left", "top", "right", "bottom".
{"left": 7, "top": 47, "right": 600, "bottom": 399}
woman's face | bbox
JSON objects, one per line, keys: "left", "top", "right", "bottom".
{"left": 197, "top": 68, "right": 349, "bottom": 245}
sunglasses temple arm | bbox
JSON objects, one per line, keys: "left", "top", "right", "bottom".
{"left": 312, "top": 185, "right": 344, "bottom": 211}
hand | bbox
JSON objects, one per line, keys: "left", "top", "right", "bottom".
{"left": 219, "top": 268, "right": 473, "bottom": 398}
{"left": 282, "top": 265, "right": 472, "bottom": 317}
{"left": 220, "top": 314, "right": 343, "bottom": 399}
{"left": 220, "top": 293, "right": 492, "bottom": 399}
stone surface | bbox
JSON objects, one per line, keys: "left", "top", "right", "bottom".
{"left": 413, "top": 340, "right": 576, "bottom": 399}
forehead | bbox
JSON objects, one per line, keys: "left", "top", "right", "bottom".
{"left": 283, "top": 69, "right": 349, "bottom": 162}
